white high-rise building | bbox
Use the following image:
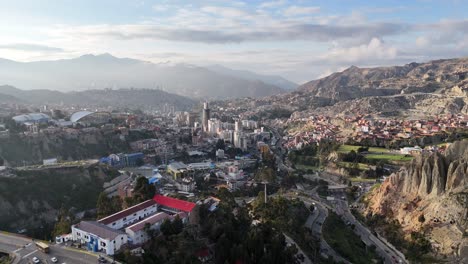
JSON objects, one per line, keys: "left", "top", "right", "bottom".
{"left": 208, "top": 118, "right": 221, "bottom": 135}
{"left": 235, "top": 121, "right": 241, "bottom": 132}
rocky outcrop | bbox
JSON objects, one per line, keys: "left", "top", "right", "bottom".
{"left": 365, "top": 140, "right": 468, "bottom": 259}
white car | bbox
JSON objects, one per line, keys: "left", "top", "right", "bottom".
{"left": 32, "top": 257, "right": 41, "bottom": 263}
{"left": 51, "top": 257, "right": 58, "bottom": 263}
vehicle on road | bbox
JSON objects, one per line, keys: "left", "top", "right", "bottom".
{"left": 98, "top": 256, "right": 108, "bottom": 263}
{"left": 51, "top": 257, "right": 58, "bottom": 263}
{"left": 32, "top": 257, "right": 41, "bottom": 263}
{"left": 35, "top": 241, "right": 50, "bottom": 253}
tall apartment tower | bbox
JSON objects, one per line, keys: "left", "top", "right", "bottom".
{"left": 202, "top": 102, "right": 210, "bottom": 132}
{"left": 235, "top": 120, "right": 242, "bottom": 132}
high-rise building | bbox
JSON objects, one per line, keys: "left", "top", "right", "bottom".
{"left": 202, "top": 102, "right": 210, "bottom": 132}
{"left": 235, "top": 120, "right": 241, "bottom": 132}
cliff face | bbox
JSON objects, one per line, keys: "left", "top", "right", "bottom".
{"left": 365, "top": 140, "right": 468, "bottom": 258}
{"left": 0, "top": 164, "right": 118, "bottom": 237}
{"left": 0, "top": 129, "right": 130, "bottom": 166}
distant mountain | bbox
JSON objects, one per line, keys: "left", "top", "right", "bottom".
{"left": 225, "top": 57, "right": 468, "bottom": 118}
{"left": 298, "top": 58, "right": 468, "bottom": 101}
{"left": 0, "top": 54, "right": 285, "bottom": 99}
{"left": 206, "top": 64, "right": 297, "bottom": 90}
{"left": 0, "top": 92, "right": 21, "bottom": 103}
{"left": 0, "top": 85, "right": 196, "bottom": 110}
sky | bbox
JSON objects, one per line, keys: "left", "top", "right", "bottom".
{"left": 0, "top": 0, "right": 467, "bottom": 83}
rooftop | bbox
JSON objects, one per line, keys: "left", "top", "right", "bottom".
{"left": 98, "top": 199, "right": 156, "bottom": 225}
{"left": 153, "top": 195, "right": 196, "bottom": 213}
{"left": 125, "top": 212, "right": 170, "bottom": 232}
{"left": 168, "top": 162, "right": 188, "bottom": 171}
{"left": 74, "top": 221, "right": 125, "bottom": 240}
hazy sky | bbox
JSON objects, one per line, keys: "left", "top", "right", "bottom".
{"left": 0, "top": 0, "right": 467, "bottom": 83}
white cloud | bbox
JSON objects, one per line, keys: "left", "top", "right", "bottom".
{"left": 0, "top": 43, "right": 64, "bottom": 52}
{"left": 283, "top": 6, "right": 320, "bottom": 16}
{"left": 321, "top": 38, "right": 397, "bottom": 63}
{"left": 152, "top": 4, "right": 169, "bottom": 12}
{"left": 259, "top": 0, "right": 287, "bottom": 9}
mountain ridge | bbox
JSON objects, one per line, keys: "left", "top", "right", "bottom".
{"left": 206, "top": 64, "right": 297, "bottom": 90}
{"left": 0, "top": 54, "right": 286, "bottom": 99}
{"left": 0, "top": 85, "right": 196, "bottom": 110}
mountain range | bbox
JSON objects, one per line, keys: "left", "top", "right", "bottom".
{"left": 0, "top": 85, "right": 196, "bottom": 111}
{"left": 233, "top": 57, "right": 468, "bottom": 119}
{"left": 0, "top": 54, "right": 292, "bottom": 99}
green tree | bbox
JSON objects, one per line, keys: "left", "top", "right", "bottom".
{"left": 255, "top": 167, "right": 276, "bottom": 183}
{"left": 52, "top": 207, "right": 72, "bottom": 237}
{"left": 96, "top": 192, "right": 113, "bottom": 219}
{"left": 133, "top": 176, "right": 156, "bottom": 203}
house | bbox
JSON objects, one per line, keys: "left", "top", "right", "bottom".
{"left": 98, "top": 200, "right": 158, "bottom": 229}
{"left": 72, "top": 221, "right": 127, "bottom": 255}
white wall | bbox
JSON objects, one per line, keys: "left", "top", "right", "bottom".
{"left": 72, "top": 225, "right": 128, "bottom": 256}
{"left": 103, "top": 204, "right": 158, "bottom": 229}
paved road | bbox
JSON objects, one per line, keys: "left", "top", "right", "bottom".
{"left": 297, "top": 196, "right": 351, "bottom": 264}
{"left": 284, "top": 234, "right": 312, "bottom": 264}
{"left": 0, "top": 232, "right": 110, "bottom": 264}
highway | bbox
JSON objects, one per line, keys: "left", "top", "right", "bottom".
{"left": 267, "top": 126, "right": 407, "bottom": 263}
{"left": 0, "top": 232, "right": 112, "bottom": 264}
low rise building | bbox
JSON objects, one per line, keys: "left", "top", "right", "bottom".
{"left": 98, "top": 200, "right": 158, "bottom": 229}
{"left": 72, "top": 221, "right": 127, "bottom": 255}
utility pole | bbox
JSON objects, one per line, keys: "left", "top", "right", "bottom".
{"left": 263, "top": 181, "right": 267, "bottom": 204}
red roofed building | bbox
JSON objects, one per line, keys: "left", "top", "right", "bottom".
{"left": 153, "top": 195, "right": 196, "bottom": 214}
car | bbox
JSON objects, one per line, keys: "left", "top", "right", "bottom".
{"left": 51, "top": 257, "right": 58, "bottom": 263}
{"left": 98, "top": 256, "right": 108, "bottom": 263}
{"left": 32, "top": 257, "right": 41, "bottom": 263}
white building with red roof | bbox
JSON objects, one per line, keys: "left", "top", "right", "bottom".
{"left": 153, "top": 195, "right": 196, "bottom": 215}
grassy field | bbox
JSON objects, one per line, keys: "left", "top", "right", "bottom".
{"left": 365, "top": 154, "right": 413, "bottom": 162}
{"left": 338, "top": 145, "right": 390, "bottom": 154}
{"left": 338, "top": 144, "right": 413, "bottom": 163}
{"left": 323, "top": 211, "right": 381, "bottom": 264}
{"left": 349, "top": 177, "right": 377, "bottom": 183}
{"left": 337, "top": 162, "right": 370, "bottom": 170}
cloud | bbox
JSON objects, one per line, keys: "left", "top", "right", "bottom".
{"left": 53, "top": 21, "right": 407, "bottom": 45}
{"left": 259, "top": 0, "right": 287, "bottom": 9}
{"left": 283, "top": 6, "right": 320, "bottom": 16}
{"left": 320, "top": 38, "right": 398, "bottom": 63}
{"left": 152, "top": 4, "right": 169, "bottom": 12}
{"left": 0, "top": 43, "right": 64, "bottom": 52}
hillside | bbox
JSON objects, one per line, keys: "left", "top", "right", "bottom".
{"left": 364, "top": 140, "right": 468, "bottom": 261}
{"left": 206, "top": 64, "right": 297, "bottom": 90}
{"left": 0, "top": 92, "right": 21, "bottom": 103}
{"left": 0, "top": 54, "right": 285, "bottom": 99}
{"left": 0, "top": 128, "right": 134, "bottom": 166}
{"left": 0, "top": 85, "right": 196, "bottom": 110}
{"left": 0, "top": 164, "right": 119, "bottom": 239}
{"left": 298, "top": 58, "right": 468, "bottom": 101}
{"left": 240, "top": 57, "right": 468, "bottom": 119}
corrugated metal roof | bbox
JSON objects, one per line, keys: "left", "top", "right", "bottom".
{"left": 153, "top": 195, "right": 196, "bottom": 212}
{"left": 74, "top": 221, "right": 125, "bottom": 240}
{"left": 98, "top": 200, "right": 156, "bottom": 225}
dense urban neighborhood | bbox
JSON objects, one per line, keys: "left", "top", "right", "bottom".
{"left": 0, "top": 1, "right": 468, "bottom": 263}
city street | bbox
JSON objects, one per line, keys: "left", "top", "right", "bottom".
{"left": 0, "top": 232, "right": 109, "bottom": 264}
